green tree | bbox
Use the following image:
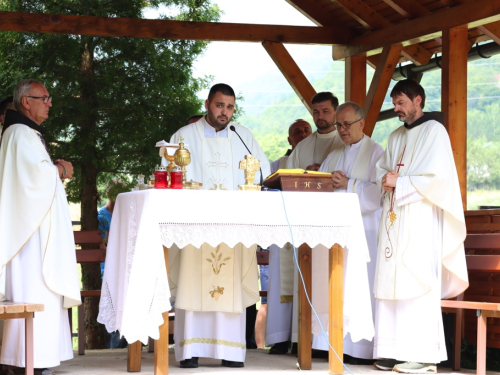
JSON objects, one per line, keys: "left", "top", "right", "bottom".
{"left": 0, "top": 0, "right": 220, "bottom": 348}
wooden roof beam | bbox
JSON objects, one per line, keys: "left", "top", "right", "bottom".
{"left": 363, "top": 44, "right": 403, "bottom": 136}
{"left": 332, "top": 0, "right": 431, "bottom": 65}
{"left": 262, "top": 41, "right": 317, "bottom": 114}
{"left": 334, "top": 0, "right": 500, "bottom": 58}
{"left": 382, "top": 0, "right": 431, "bottom": 19}
{"left": 478, "top": 21, "right": 500, "bottom": 45}
{"left": 284, "top": 0, "right": 332, "bottom": 26}
{"left": 0, "top": 10, "right": 355, "bottom": 45}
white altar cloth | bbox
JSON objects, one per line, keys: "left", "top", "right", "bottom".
{"left": 97, "top": 189, "right": 374, "bottom": 345}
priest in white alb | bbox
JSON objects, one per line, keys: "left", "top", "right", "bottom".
{"left": 0, "top": 80, "right": 81, "bottom": 373}
{"left": 271, "top": 92, "right": 343, "bottom": 355}
{"left": 286, "top": 92, "right": 343, "bottom": 171}
{"left": 317, "top": 101, "right": 384, "bottom": 362}
{"left": 373, "top": 79, "right": 468, "bottom": 373}
{"left": 168, "top": 83, "right": 271, "bottom": 369}
{"left": 265, "top": 119, "right": 312, "bottom": 354}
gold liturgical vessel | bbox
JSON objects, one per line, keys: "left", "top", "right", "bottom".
{"left": 238, "top": 154, "right": 261, "bottom": 191}
{"left": 172, "top": 136, "right": 202, "bottom": 189}
{"left": 158, "top": 138, "right": 202, "bottom": 189}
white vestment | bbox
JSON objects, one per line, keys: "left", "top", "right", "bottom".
{"left": 169, "top": 117, "right": 270, "bottom": 362}
{"left": 274, "top": 130, "right": 344, "bottom": 347}
{"left": 264, "top": 244, "right": 293, "bottom": 346}
{"left": 286, "top": 130, "right": 343, "bottom": 170}
{"left": 270, "top": 156, "right": 289, "bottom": 174}
{"left": 312, "top": 135, "right": 383, "bottom": 358}
{"left": 0, "top": 122, "right": 81, "bottom": 367}
{"left": 374, "top": 119, "right": 469, "bottom": 362}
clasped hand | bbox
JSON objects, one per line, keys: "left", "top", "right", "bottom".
{"left": 381, "top": 170, "right": 398, "bottom": 192}
{"left": 331, "top": 170, "right": 348, "bottom": 189}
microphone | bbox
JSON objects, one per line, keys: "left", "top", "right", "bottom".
{"left": 229, "top": 125, "right": 265, "bottom": 189}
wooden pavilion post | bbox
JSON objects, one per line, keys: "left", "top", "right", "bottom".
{"left": 441, "top": 25, "right": 468, "bottom": 209}
{"left": 345, "top": 54, "right": 366, "bottom": 105}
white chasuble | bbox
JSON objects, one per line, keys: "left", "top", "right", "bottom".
{"left": 0, "top": 123, "right": 80, "bottom": 367}
{"left": 375, "top": 121, "right": 468, "bottom": 301}
{"left": 0, "top": 124, "right": 81, "bottom": 308}
{"left": 168, "top": 242, "right": 259, "bottom": 313}
{"left": 313, "top": 135, "right": 383, "bottom": 358}
{"left": 286, "top": 130, "right": 344, "bottom": 170}
{"left": 170, "top": 117, "right": 271, "bottom": 190}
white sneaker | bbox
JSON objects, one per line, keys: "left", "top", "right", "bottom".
{"left": 393, "top": 362, "right": 437, "bottom": 374}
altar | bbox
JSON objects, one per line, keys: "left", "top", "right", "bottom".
{"left": 97, "top": 189, "right": 374, "bottom": 374}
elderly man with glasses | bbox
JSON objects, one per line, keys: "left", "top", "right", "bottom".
{"left": 0, "top": 79, "right": 80, "bottom": 375}
{"left": 314, "top": 101, "right": 384, "bottom": 364}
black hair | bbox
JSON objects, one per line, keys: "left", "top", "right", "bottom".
{"left": 390, "top": 79, "right": 426, "bottom": 109}
{"left": 208, "top": 83, "right": 235, "bottom": 101}
{"left": 311, "top": 92, "right": 339, "bottom": 110}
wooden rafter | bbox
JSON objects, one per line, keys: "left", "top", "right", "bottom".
{"left": 333, "top": 0, "right": 431, "bottom": 65}
{"left": 335, "top": 0, "right": 500, "bottom": 58}
{"left": 362, "top": 44, "right": 403, "bottom": 137}
{"left": 479, "top": 21, "right": 500, "bottom": 45}
{"left": 285, "top": 0, "right": 331, "bottom": 26}
{"left": 262, "top": 41, "right": 317, "bottom": 114}
{"left": 382, "top": 0, "right": 430, "bottom": 19}
{"left": 0, "top": 10, "right": 356, "bottom": 45}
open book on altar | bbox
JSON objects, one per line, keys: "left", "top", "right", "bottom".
{"left": 263, "top": 169, "right": 334, "bottom": 192}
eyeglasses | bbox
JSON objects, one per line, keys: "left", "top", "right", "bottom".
{"left": 334, "top": 118, "right": 362, "bottom": 130}
{"left": 25, "top": 95, "right": 52, "bottom": 104}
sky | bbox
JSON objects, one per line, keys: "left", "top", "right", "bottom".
{"left": 145, "top": 0, "right": 333, "bottom": 99}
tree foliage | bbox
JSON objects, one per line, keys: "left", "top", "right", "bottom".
{"left": 0, "top": 0, "right": 220, "bottom": 348}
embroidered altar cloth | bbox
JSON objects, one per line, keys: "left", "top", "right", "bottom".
{"left": 97, "top": 189, "right": 373, "bottom": 344}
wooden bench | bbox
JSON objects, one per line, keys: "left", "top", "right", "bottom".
{"left": 73, "top": 230, "right": 105, "bottom": 355}
{"left": 0, "top": 301, "right": 44, "bottom": 375}
{"left": 441, "top": 233, "right": 500, "bottom": 375}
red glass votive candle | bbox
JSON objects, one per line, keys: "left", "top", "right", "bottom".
{"left": 154, "top": 167, "right": 168, "bottom": 189}
{"left": 170, "top": 168, "right": 183, "bottom": 189}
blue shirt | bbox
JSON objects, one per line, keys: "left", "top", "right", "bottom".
{"left": 97, "top": 206, "right": 112, "bottom": 275}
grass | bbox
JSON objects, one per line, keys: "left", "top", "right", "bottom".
{"left": 467, "top": 189, "right": 500, "bottom": 210}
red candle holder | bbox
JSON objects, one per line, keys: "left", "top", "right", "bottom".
{"left": 170, "top": 167, "right": 183, "bottom": 189}
{"left": 154, "top": 167, "right": 168, "bottom": 189}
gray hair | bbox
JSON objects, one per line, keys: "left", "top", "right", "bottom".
{"left": 336, "top": 101, "right": 364, "bottom": 119}
{"left": 13, "top": 79, "right": 43, "bottom": 112}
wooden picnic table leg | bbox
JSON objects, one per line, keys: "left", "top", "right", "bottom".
{"left": 328, "top": 244, "right": 343, "bottom": 375}
{"left": 127, "top": 341, "right": 142, "bottom": 372}
{"left": 25, "top": 313, "right": 34, "bottom": 375}
{"left": 154, "top": 245, "right": 170, "bottom": 375}
{"left": 298, "top": 244, "right": 312, "bottom": 370}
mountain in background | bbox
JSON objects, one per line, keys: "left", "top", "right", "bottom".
{"left": 235, "top": 46, "right": 500, "bottom": 193}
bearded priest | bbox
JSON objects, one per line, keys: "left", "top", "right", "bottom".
{"left": 168, "top": 83, "right": 271, "bottom": 369}
{"left": 373, "top": 79, "right": 468, "bottom": 374}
